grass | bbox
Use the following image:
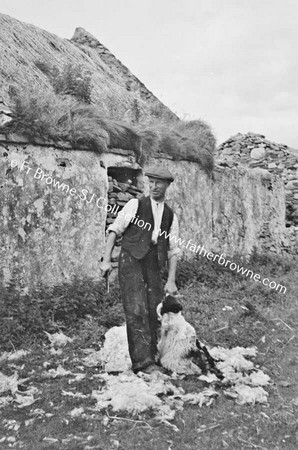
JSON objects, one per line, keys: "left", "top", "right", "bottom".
{"left": 34, "top": 61, "right": 93, "bottom": 104}
{"left": 0, "top": 252, "right": 297, "bottom": 449}
{"left": 6, "top": 82, "right": 215, "bottom": 173}
{"left": 9, "top": 85, "right": 109, "bottom": 152}
{"left": 0, "top": 277, "right": 124, "bottom": 351}
{"left": 139, "top": 119, "right": 216, "bottom": 174}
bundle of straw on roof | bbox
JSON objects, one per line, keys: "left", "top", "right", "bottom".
{"left": 139, "top": 120, "right": 216, "bottom": 175}
{"left": 9, "top": 86, "right": 142, "bottom": 155}
{"left": 67, "top": 111, "right": 110, "bottom": 152}
{"left": 9, "top": 86, "right": 110, "bottom": 153}
{"left": 71, "top": 105, "right": 141, "bottom": 155}
{"left": 8, "top": 82, "right": 215, "bottom": 173}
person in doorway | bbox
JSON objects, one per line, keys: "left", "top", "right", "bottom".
{"left": 99, "top": 166, "right": 180, "bottom": 374}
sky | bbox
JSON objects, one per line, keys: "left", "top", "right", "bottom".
{"left": 1, "top": 0, "right": 298, "bottom": 147}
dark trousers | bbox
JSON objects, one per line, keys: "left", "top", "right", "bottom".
{"left": 118, "top": 246, "right": 163, "bottom": 372}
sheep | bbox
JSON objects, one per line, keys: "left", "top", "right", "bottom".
{"left": 90, "top": 295, "right": 271, "bottom": 411}
{"left": 155, "top": 295, "right": 202, "bottom": 375}
{"left": 156, "top": 295, "right": 223, "bottom": 377}
{"left": 95, "top": 295, "right": 216, "bottom": 376}
{"left": 157, "top": 309, "right": 201, "bottom": 375}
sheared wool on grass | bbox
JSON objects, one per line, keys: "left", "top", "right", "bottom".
{"left": 224, "top": 385, "right": 269, "bottom": 405}
{"left": 82, "top": 350, "right": 103, "bottom": 368}
{"left": 62, "top": 390, "right": 88, "bottom": 399}
{"left": 0, "top": 396, "right": 12, "bottom": 408}
{"left": 93, "top": 310, "right": 271, "bottom": 410}
{"left": 93, "top": 319, "right": 268, "bottom": 384}
{"left": 209, "top": 346, "right": 257, "bottom": 363}
{"left": 179, "top": 389, "right": 219, "bottom": 407}
{"left": 44, "top": 365, "right": 73, "bottom": 378}
{"left": 0, "top": 350, "right": 29, "bottom": 362}
{"left": 97, "top": 325, "right": 131, "bottom": 372}
{"left": 44, "top": 331, "right": 73, "bottom": 347}
{"left": 247, "top": 370, "right": 270, "bottom": 386}
{"left": 0, "top": 371, "right": 19, "bottom": 395}
{"left": 206, "top": 345, "right": 271, "bottom": 404}
{"left": 208, "top": 346, "right": 257, "bottom": 381}
{"left": 90, "top": 313, "right": 202, "bottom": 374}
{"left": 69, "top": 407, "right": 85, "bottom": 417}
{"left": 91, "top": 372, "right": 181, "bottom": 415}
{"left": 91, "top": 371, "right": 219, "bottom": 418}
{"left": 0, "top": 372, "right": 39, "bottom": 408}
{"left": 14, "top": 386, "right": 40, "bottom": 408}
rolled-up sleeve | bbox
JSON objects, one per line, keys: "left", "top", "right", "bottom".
{"left": 168, "top": 213, "right": 182, "bottom": 259}
{"left": 107, "top": 198, "right": 138, "bottom": 237}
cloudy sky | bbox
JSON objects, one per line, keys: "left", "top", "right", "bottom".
{"left": 1, "top": 0, "right": 298, "bottom": 147}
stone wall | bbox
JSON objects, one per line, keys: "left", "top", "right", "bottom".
{"left": 0, "top": 136, "right": 288, "bottom": 290}
{"left": 153, "top": 159, "right": 285, "bottom": 257}
{"left": 217, "top": 133, "right": 298, "bottom": 224}
{"left": 217, "top": 132, "right": 298, "bottom": 253}
{"left": 0, "top": 141, "right": 108, "bottom": 290}
{"left": 212, "top": 165, "right": 286, "bottom": 255}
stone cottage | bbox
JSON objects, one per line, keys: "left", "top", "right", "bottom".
{"left": 0, "top": 13, "right": 290, "bottom": 291}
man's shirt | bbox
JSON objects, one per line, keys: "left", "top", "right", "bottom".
{"left": 107, "top": 197, "right": 180, "bottom": 259}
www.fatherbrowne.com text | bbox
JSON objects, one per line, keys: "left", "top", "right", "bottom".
{"left": 12, "top": 159, "right": 286, "bottom": 294}
{"left": 157, "top": 228, "right": 287, "bottom": 294}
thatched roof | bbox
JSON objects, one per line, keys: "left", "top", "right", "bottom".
{"left": 0, "top": 13, "right": 216, "bottom": 174}
{"left": 0, "top": 13, "right": 176, "bottom": 123}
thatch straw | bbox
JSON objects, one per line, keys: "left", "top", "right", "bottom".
{"left": 139, "top": 120, "right": 216, "bottom": 174}
{"left": 9, "top": 86, "right": 108, "bottom": 152}
{"left": 8, "top": 84, "right": 215, "bottom": 174}
{"left": 9, "top": 85, "right": 141, "bottom": 155}
{"left": 71, "top": 105, "right": 142, "bottom": 156}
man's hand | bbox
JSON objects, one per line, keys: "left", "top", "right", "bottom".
{"left": 100, "top": 231, "right": 117, "bottom": 277}
{"left": 99, "top": 258, "right": 112, "bottom": 277}
{"left": 164, "top": 280, "right": 178, "bottom": 296}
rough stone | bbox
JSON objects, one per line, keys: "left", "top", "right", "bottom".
{"left": 268, "top": 162, "right": 277, "bottom": 169}
{"left": 0, "top": 114, "right": 12, "bottom": 127}
{"left": 6, "top": 134, "right": 29, "bottom": 144}
{"left": 250, "top": 147, "right": 266, "bottom": 160}
{"left": 216, "top": 132, "right": 298, "bottom": 235}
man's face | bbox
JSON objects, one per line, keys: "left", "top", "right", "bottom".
{"left": 148, "top": 177, "right": 170, "bottom": 201}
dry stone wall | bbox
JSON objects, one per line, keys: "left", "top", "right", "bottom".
{"left": 71, "top": 27, "right": 176, "bottom": 113}
{"left": 212, "top": 165, "right": 285, "bottom": 255}
{"left": 106, "top": 170, "right": 144, "bottom": 270}
{"left": 217, "top": 132, "right": 298, "bottom": 253}
{"left": 0, "top": 136, "right": 288, "bottom": 290}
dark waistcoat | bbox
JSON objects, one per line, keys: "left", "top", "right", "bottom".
{"left": 121, "top": 196, "right": 174, "bottom": 268}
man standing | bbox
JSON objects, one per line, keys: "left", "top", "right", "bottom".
{"left": 100, "top": 167, "right": 180, "bottom": 374}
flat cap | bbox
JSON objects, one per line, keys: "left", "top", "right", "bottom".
{"left": 144, "top": 166, "right": 174, "bottom": 182}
